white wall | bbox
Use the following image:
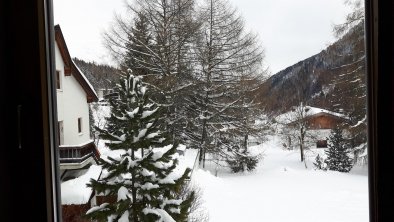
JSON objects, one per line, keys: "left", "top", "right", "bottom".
{"left": 97, "top": 89, "right": 104, "bottom": 100}
{"left": 55, "top": 42, "right": 91, "bottom": 145}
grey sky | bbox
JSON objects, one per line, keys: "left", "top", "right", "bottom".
{"left": 53, "top": 0, "right": 351, "bottom": 74}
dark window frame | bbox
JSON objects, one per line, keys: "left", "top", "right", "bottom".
{"left": 2, "top": 0, "right": 394, "bottom": 221}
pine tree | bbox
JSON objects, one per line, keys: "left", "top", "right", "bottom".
{"left": 121, "top": 12, "right": 152, "bottom": 76}
{"left": 226, "top": 146, "right": 260, "bottom": 173}
{"left": 85, "top": 71, "right": 194, "bottom": 222}
{"left": 324, "top": 127, "right": 353, "bottom": 173}
{"left": 104, "top": 0, "right": 200, "bottom": 145}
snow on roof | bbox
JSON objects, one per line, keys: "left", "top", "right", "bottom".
{"left": 275, "top": 105, "right": 347, "bottom": 124}
{"left": 72, "top": 60, "right": 98, "bottom": 99}
{"left": 303, "top": 106, "right": 346, "bottom": 118}
{"left": 61, "top": 165, "right": 102, "bottom": 205}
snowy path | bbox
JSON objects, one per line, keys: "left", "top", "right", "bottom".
{"left": 192, "top": 135, "right": 369, "bottom": 222}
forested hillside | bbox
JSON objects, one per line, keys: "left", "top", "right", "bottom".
{"left": 73, "top": 57, "right": 121, "bottom": 91}
{"left": 257, "top": 23, "right": 365, "bottom": 115}
{"left": 257, "top": 22, "right": 367, "bottom": 162}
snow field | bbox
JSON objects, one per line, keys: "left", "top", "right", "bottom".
{"left": 192, "top": 135, "right": 368, "bottom": 222}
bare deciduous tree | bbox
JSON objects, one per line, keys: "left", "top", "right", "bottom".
{"left": 102, "top": 0, "right": 267, "bottom": 171}
{"left": 276, "top": 101, "right": 320, "bottom": 168}
{"left": 187, "top": 0, "right": 266, "bottom": 168}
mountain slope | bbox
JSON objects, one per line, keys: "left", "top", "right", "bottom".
{"left": 257, "top": 22, "right": 367, "bottom": 162}
{"left": 257, "top": 23, "right": 365, "bottom": 119}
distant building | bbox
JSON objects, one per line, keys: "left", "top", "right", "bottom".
{"left": 277, "top": 106, "right": 349, "bottom": 148}
{"left": 297, "top": 109, "right": 347, "bottom": 130}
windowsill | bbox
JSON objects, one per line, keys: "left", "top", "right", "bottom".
{"left": 57, "top": 89, "right": 63, "bottom": 92}
{"left": 78, "top": 133, "right": 83, "bottom": 136}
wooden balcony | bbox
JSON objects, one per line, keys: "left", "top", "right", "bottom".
{"left": 59, "top": 141, "right": 100, "bottom": 168}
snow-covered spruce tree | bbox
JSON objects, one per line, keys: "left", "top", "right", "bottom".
{"left": 226, "top": 145, "right": 260, "bottom": 173}
{"left": 86, "top": 72, "right": 194, "bottom": 222}
{"left": 324, "top": 127, "right": 353, "bottom": 173}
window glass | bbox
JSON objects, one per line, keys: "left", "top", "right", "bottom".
{"left": 77, "top": 118, "right": 82, "bottom": 133}
{"left": 53, "top": 0, "right": 368, "bottom": 221}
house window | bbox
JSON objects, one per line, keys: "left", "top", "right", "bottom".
{"left": 316, "top": 140, "right": 327, "bottom": 148}
{"left": 78, "top": 118, "right": 82, "bottom": 134}
{"left": 56, "top": 70, "right": 61, "bottom": 89}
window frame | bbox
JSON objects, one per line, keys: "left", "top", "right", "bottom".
{"left": 3, "top": 0, "right": 394, "bottom": 221}
{"left": 77, "top": 117, "right": 82, "bottom": 134}
{"left": 44, "top": 0, "right": 389, "bottom": 221}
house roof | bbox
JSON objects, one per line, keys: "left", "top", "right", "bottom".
{"left": 302, "top": 106, "right": 347, "bottom": 119}
{"left": 55, "top": 25, "right": 98, "bottom": 103}
{"left": 275, "top": 105, "right": 348, "bottom": 124}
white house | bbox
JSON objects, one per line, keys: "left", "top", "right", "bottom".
{"left": 54, "top": 25, "right": 100, "bottom": 174}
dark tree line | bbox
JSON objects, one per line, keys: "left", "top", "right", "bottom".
{"left": 73, "top": 57, "right": 121, "bottom": 93}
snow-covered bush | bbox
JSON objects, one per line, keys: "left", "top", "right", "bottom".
{"left": 226, "top": 147, "right": 261, "bottom": 173}
{"left": 313, "top": 154, "right": 327, "bottom": 170}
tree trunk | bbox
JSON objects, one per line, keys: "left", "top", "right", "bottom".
{"left": 200, "top": 118, "right": 207, "bottom": 168}
{"left": 244, "top": 134, "right": 248, "bottom": 151}
{"left": 299, "top": 126, "right": 306, "bottom": 162}
{"left": 300, "top": 142, "right": 304, "bottom": 162}
{"left": 131, "top": 149, "right": 139, "bottom": 222}
{"left": 203, "top": 150, "right": 206, "bottom": 168}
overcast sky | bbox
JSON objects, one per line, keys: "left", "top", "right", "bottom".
{"left": 53, "top": 0, "right": 351, "bottom": 74}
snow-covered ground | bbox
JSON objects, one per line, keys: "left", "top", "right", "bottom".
{"left": 90, "top": 104, "right": 368, "bottom": 221}
{"left": 191, "top": 135, "right": 369, "bottom": 222}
